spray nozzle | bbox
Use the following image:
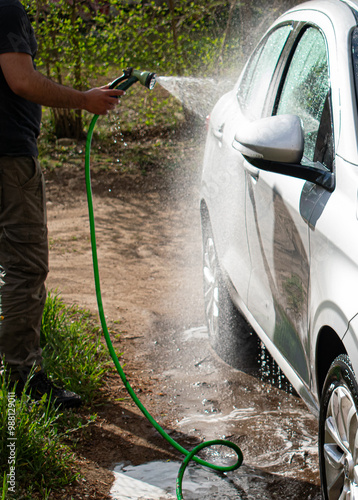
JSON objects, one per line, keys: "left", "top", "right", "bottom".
{"left": 130, "top": 68, "right": 157, "bottom": 90}
{"left": 109, "top": 67, "right": 156, "bottom": 92}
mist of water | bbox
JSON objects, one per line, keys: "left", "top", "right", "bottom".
{"left": 156, "top": 75, "right": 234, "bottom": 121}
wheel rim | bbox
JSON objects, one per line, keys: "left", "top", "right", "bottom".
{"left": 324, "top": 385, "right": 358, "bottom": 499}
{"left": 203, "top": 236, "right": 219, "bottom": 341}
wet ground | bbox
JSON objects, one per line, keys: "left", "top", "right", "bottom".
{"left": 110, "top": 321, "right": 321, "bottom": 499}
{"left": 46, "top": 144, "right": 322, "bottom": 499}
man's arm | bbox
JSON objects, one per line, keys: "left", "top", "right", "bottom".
{"left": 0, "top": 52, "right": 124, "bottom": 115}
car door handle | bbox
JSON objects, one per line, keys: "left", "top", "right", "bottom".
{"left": 213, "top": 123, "right": 225, "bottom": 142}
{"left": 232, "top": 137, "right": 259, "bottom": 180}
{"left": 243, "top": 159, "right": 260, "bottom": 181}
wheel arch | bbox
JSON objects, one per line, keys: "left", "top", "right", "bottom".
{"left": 315, "top": 326, "right": 347, "bottom": 398}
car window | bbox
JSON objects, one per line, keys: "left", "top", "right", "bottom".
{"left": 276, "top": 27, "right": 331, "bottom": 167}
{"left": 237, "top": 24, "right": 292, "bottom": 121}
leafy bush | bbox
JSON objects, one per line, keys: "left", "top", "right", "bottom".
{"left": 23, "top": 0, "right": 242, "bottom": 138}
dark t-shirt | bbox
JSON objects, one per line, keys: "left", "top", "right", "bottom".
{"left": 0, "top": 0, "right": 41, "bottom": 157}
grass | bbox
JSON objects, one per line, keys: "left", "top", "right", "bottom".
{"left": 0, "top": 291, "right": 114, "bottom": 499}
{"left": 40, "top": 291, "right": 113, "bottom": 405}
{"left": 0, "top": 373, "right": 78, "bottom": 499}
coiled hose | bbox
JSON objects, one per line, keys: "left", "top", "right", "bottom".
{"left": 84, "top": 79, "right": 243, "bottom": 499}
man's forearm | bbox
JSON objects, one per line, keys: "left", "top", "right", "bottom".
{"left": 0, "top": 52, "right": 123, "bottom": 115}
{"left": 16, "top": 68, "right": 87, "bottom": 109}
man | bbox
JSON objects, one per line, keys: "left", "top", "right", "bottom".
{"left": 0, "top": 0, "right": 124, "bottom": 408}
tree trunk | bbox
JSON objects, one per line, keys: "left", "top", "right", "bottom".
{"left": 52, "top": 0, "right": 84, "bottom": 139}
{"left": 52, "top": 108, "right": 84, "bottom": 140}
{"left": 167, "top": 0, "right": 181, "bottom": 75}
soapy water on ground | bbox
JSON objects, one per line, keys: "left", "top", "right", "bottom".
{"left": 109, "top": 326, "right": 321, "bottom": 500}
{"left": 110, "top": 455, "right": 320, "bottom": 500}
{"left": 110, "top": 456, "right": 310, "bottom": 500}
{"left": 111, "top": 460, "right": 248, "bottom": 500}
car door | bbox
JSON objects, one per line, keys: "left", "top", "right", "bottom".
{"left": 245, "top": 26, "right": 332, "bottom": 385}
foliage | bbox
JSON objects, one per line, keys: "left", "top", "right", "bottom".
{"left": 22, "top": 0, "right": 302, "bottom": 139}
{"left": 104, "top": 0, "right": 242, "bottom": 76}
{"left": 0, "top": 373, "right": 78, "bottom": 499}
{"left": 23, "top": 0, "right": 244, "bottom": 138}
{"left": 24, "top": 0, "right": 115, "bottom": 138}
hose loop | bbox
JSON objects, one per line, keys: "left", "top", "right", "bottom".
{"left": 176, "top": 439, "right": 243, "bottom": 499}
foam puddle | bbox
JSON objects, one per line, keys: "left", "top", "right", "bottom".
{"left": 110, "top": 460, "right": 246, "bottom": 499}
{"left": 110, "top": 467, "right": 173, "bottom": 499}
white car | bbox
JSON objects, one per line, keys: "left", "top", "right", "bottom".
{"left": 200, "top": 1, "right": 358, "bottom": 498}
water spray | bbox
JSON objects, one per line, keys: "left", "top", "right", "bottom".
{"left": 84, "top": 68, "right": 243, "bottom": 499}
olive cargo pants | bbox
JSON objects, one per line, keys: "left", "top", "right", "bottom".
{"left": 0, "top": 156, "right": 48, "bottom": 376}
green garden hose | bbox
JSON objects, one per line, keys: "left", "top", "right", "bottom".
{"left": 84, "top": 71, "right": 243, "bottom": 499}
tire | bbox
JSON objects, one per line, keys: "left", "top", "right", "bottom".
{"left": 202, "top": 221, "right": 259, "bottom": 372}
{"left": 319, "top": 354, "right": 358, "bottom": 499}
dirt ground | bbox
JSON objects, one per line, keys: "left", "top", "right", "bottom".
{"left": 43, "top": 136, "right": 321, "bottom": 499}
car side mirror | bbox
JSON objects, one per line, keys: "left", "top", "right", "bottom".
{"left": 232, "top": 114, "right": 334, "bottom": 191}
{"left": 233, "top": 114, "right": 304, "bottom": 164}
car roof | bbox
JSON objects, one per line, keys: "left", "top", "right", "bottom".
{"left": 340, "top": 0, "right": 358, "bottom": 14}
{"left": 280, "top": 0, "right": 357, "bottom": 20}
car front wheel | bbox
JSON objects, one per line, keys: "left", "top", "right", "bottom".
{"left": 319, "top": 354, "right": 358, "bottom": 499}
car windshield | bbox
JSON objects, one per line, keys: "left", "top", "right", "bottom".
{"left": 237, "top": 24, "right": 292, "bottom": 120}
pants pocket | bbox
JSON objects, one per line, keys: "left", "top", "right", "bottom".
{"left": 0, "top": 156, "right": 47, "bottom": 226}
{"left": 20, "top": 158, "right": 47, "bottom": 225}
{"left": 0, "top": 224, "right": 49, "bottom": 280}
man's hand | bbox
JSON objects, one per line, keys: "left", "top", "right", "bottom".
{"left": 83, "top": 85, "right": 125, "bottom": 115}
{"left": 0, "top": 52, "right": 124, "bottom": 114}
